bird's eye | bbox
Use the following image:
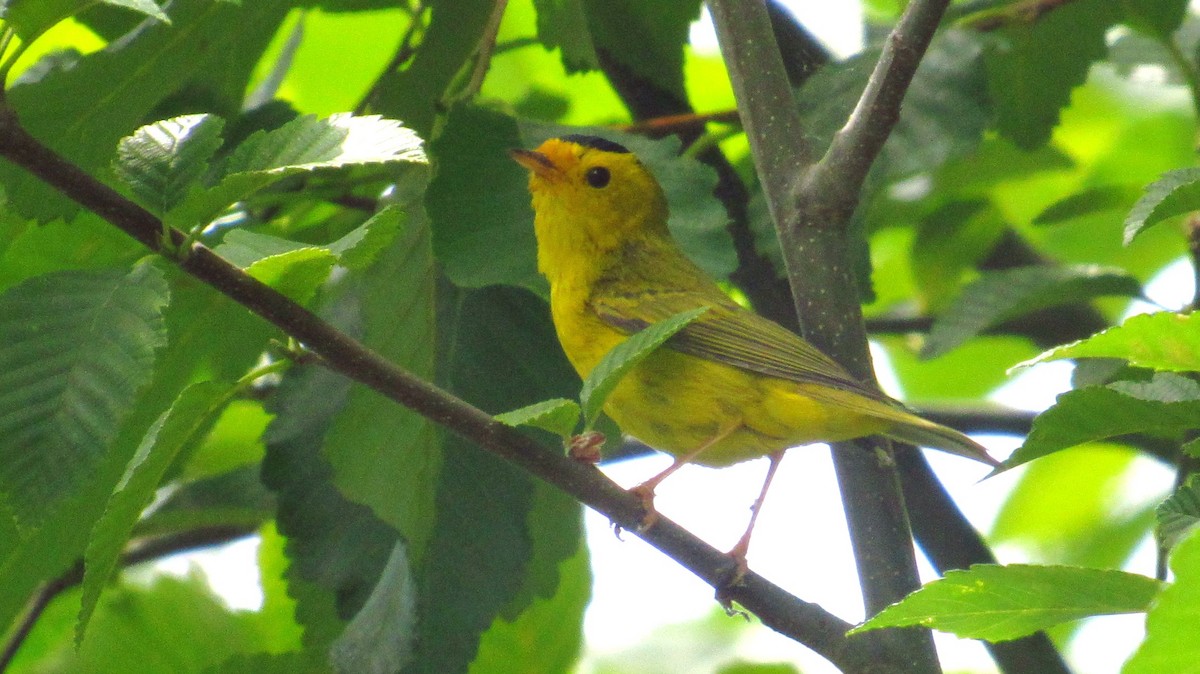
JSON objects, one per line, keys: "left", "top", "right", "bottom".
{"left": 585, "top": 166, "right": 611, "bottom": 188}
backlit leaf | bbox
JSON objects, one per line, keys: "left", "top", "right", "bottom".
{"left": 1017, "top": 311, "right": 1200, "bottom": 373}
{"left": 851, "top": 564, "right": 1161, "bottom": 642}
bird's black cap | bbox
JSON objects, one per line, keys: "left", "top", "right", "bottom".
{"left": 559, "top": 134, "right": 630, "bottom": 154}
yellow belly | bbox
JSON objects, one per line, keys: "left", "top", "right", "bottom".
{"left": 603, "top": 348, "right": 889, "bottom": 467}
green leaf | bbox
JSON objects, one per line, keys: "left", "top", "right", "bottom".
{"left": 114, "top": 114, "right": 226, "bottom": 216}
{"left": 495, "top": 398, "right": 581, "bottom": 439}
{"left": 171, "top": 114, "right": 424, "bottom": 228}
{"left": 531, "top": 0, "right": 598, "bottom": 71}
{"left": 416, "top": 284, "right": 585, "bottom": 673}
{"left": 991, "top": 445, "right": 1153, "bottom": 570}
{"left": 922, "top": 265, "right": 1143, "bottom": 359}
{"left": 1032, "top": 185, "right": 1144, "bottom": 226}
{"left": 1, "top": 0, "right": 168, "bottom": 40}
{"left": 851, "top": 564, "right": 1162, "bottom": 642}
{"left": 54, "top": 575, "right": 282, "bottom": 673}
{"left": 263, "top": 364, "right": 399, "bottom": 626}
{"left": 1125, "top": 167, "right": 1200, "bottom": 244}
{"left": 426, "top": 104, "right": 734, "bottom": 291}
{"left": 1124, "top": 528, "right": 1200, "bottom": 673}
{"left": 470, "top": 532, "right": 589, "bottom": 674}
{"left": 1122, "top": 0, "right": 1188, "bottom": 40}
{"left": 2, "top": 0, "right": 292, "bottom": 222}
{"left": 78, "top": 380, "right": 234, "bottom": 645}
{"left": 579, "top": 0, "right": 700, "bottom": 99}
{"left": 0, "top": 265, "right": 168, "bottom": 525}
{"left": 330, "top": 543, "right": 417, "bottom": 674}
{"left": 214, "top": 205, "right": 403, "bottom": 272}
{"left": 322, "top": 211, "right": 439, "bottom": 554}
{"left": 580, "top": 307, "right": 708, "bottom": 427}
{"left": 368, "top": 0, "right": 497, "bottom": 137}
{"left": 1007, "top": 373, "right": 1200, "bottom": 468}
{"left": 244, "top": 248, "right": 338, "bottom": 305}
{"left": 1017, "top": 311, "right": 1200, "bottom": 373}
{"left": 1157, "top": 477, "right": 1200, "bottom": 553}
{"left": 983, "top": 0, "right": 1119, "bottom": 149}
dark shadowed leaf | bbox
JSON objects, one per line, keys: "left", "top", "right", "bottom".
{"left": 331, "top": 543, "right": 417, "bottom": 674}
{"left": 0, "top": 265, "right": 168, "bottom": 525}
{"left": 923, "top": 265, "right": 1143, "bottom": 359}
{"left": 983, "top": 0, "right": 1118, "bottom": 148}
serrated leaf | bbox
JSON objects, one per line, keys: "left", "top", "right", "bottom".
{"left": 330, "top": 542, "right": 417, "bottom": 674}
{"left": 1, "top": 0, "right": 168, "bottom": 40}
{"left": 1007, "top": 373, "right": 1200, "bottom": 468}
{"left": 168, "top": 114, "right": 424, "bottom": 229}
{"left": 1017, "top": 311, "right": 1200, "bottom": 373}
{"left": 580, "top": 0, "right": 700, "bottom": 99}
{"left": 114, "top": 114, "right": 226, "bottom": 216}
{"left": 580, "top": 307, "right": 708, "bottom": 427}
{"left": 1125, "top": 167, "right": 1200, "bottom": 244}
{"left": 77, "top": 380, "right": 234, "bottom": 645}
{"left": 1157, "top": 477, "right": 1200, "bottom": 553}
{"left": 495, "top": 398, "right": 581, "bottom": 438}
{"left": 851, "top": 564, "right": 1162, "bottom": 642}
{"left": 923, "top": 265, "right": 1143, "bottom": 359}
{"left": 1124, "top": 528, "right": 1200, "bottom": 673}
{"left": 983, "top": 0, "right": 1118, "bottom": 149}
{"left": 2, "top": 0, "right": 291, "bottom": 222}
{"left": 0, "top": 265, "right": 168, "bottom": 525}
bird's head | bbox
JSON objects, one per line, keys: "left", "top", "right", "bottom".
{"left": 510, "top": 135, "right": 669, "bottom": 280}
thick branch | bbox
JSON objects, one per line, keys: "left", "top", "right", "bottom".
{"left": 0, "top": 108, "right": 908, "bottom": 674}
{"left": 710, "top": 2, "right": 955, "bottom": 672}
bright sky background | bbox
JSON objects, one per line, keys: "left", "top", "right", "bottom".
{"left": 155, "top": 3, "right": 1194, "bottom": 673}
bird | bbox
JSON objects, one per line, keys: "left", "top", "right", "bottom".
{"left": 510, "top": 134, "right": 998, "bottom": 567}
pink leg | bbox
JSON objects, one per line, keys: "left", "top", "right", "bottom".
{"left": 726, "top": 450, "right": 784, "bottom": 575}
{"left": 629, "top": 422, "right": 741, "bottom": 529}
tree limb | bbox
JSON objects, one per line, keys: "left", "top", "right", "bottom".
{"left": 709, "top": 1, "right": 956, "bottom": 671}
{"left": 0, "top": 106, "right": 907, "bottom": 674}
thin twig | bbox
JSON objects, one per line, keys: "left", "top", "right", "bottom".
{"left": 0, "top": 525, "right": 256, "bottom": 672}
{"left": 0, "top": 106, "right": 908, "bottom": 674}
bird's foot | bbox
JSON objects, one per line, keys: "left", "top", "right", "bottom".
{"left": 627, "top": 482, "right": 661, "bottom": 532}
{"left": 566, "top": 431, "right": 605, "bottom": 463}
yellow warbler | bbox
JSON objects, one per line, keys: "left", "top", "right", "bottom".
{"left": 511, "top": 135, "right": 997, "bottom": 562}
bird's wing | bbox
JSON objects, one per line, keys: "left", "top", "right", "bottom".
{"left": 592, "top": 289, "right": 889, "bottom": 403}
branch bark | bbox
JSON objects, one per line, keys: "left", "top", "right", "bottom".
{"left": 708, "top": 1, "right": 957, "bottom": 671}
{"left": 0, "top": 106, "right": 908, "bottom": 674}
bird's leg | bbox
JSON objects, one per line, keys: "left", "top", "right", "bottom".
{"left": 726, "top": 450, "right": 785, "bottom": 579}
{"left": 628, "top": 421, "right": 741, "bottom": 531}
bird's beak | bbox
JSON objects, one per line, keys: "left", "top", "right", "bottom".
{"left": 509, "top": 148, "right": 558, "bottom": 181}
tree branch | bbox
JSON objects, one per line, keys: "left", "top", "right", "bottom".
{"left": 0, "top": 107, "right": 908, "bottom": 674}
{"left": 0, "top": 525, "right": 257, "bottom": 672}
{"left": 709, "top": 1, "right": 955, "bottom": 671}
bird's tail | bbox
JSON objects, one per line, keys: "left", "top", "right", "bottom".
{"left": 883, "top": 416, "right": 1001, "bottom": 468}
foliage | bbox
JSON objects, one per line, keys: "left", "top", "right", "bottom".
{"left": 0, "top": 1, "right": 1198, "bottom": 673}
